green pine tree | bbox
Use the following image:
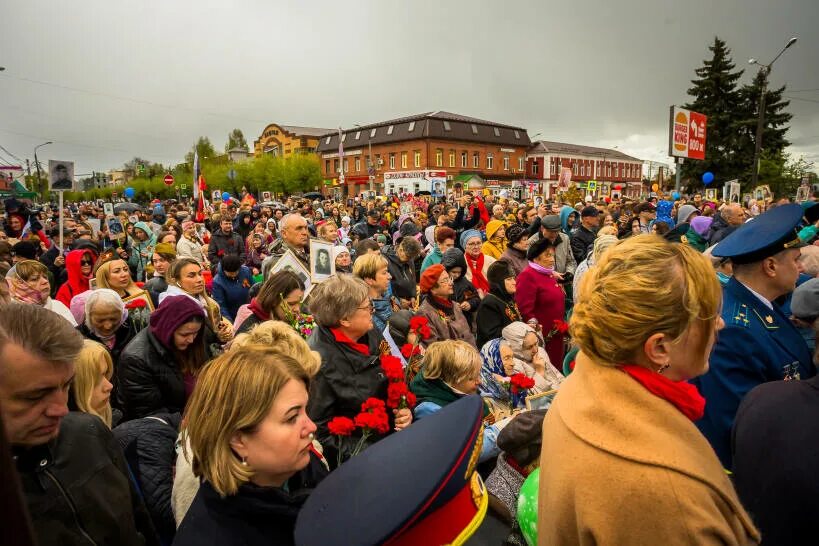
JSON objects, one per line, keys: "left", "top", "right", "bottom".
{"left": 681, "top": 37, "right": 745, "bottom": 187}
{"left": 225, "top": 129, "right": 249, "bottom": 152}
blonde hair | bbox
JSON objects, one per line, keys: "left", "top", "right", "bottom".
{"left": 182, "top": 345, "right": 309, "bottom": 496}
{"left": 421, "top": 340, "right": 481, "bottom": 385}
{"left": 72, "top": 340, "right": 114, "bottom": 427}
{"left": 597, "top": 225, "right": 618, "bottom": 237}
{"left": 12, "top": 259, "right": 49, "bottom": 281}
{"left": 352, "top": 253, "right": 389, "bottom": 281}
{"left": 572, "top": 234, "right": 721, "bottom": 366}
{"left": 230, "top": 320, "right": 321, "bottom": 377}
{"left": 94, "top": 259, "right": 139, "bottom": 294}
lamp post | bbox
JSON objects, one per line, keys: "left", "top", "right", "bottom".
{"left": 33, "top": 141, "right": 52, "bottom": 199}
{"left": 749, "top": 36, "right": 797, "bottom": 187}
{"left": 527, "top": 132, "right": 542, "bottom": 199}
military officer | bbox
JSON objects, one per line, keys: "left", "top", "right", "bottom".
{"left": 693, "top": 203, "right": 815, "bottom": 469}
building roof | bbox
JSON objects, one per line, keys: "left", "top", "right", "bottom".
{"left": 529, "top": 140, "right": 642, "bottom": 162}
{"left": 315, "top": 111, "right": 531, "bottom": 152}
{"left": 279, "top": 125, "right": 335, "bottom": 138}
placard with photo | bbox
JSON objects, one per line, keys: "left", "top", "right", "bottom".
{"left": 270, "top": 249, "right": 311, "bottom": 294}
{"left": 309, "top": 239, "right": 335, "bottom": 283}
{"left": 103, "top": 203, "right": 114, "bottom": 216}
{"left": 49, "top": 160, "right": 75, "bottom": 191}
{"left": 261, "top": 191, "right": 272, "bottom": 202}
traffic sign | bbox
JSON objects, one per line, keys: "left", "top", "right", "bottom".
{"left": 180, "top": 184, "right": 187, "bottom": 189}
{"left": 163, "top": 174, "right": 175, "bottom": 186}
{"left": 587, "top": 180, "right": 597, "bottom": 192}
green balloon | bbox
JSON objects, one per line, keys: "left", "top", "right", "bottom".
{"left": 516, "top": 467, "right": 540, "bottom": 546}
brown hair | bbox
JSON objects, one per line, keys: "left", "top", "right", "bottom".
{"left": 255, "top": 270, "right": 305, "bottom": 319}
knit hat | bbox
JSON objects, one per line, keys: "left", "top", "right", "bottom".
{"left": 505, "top": 224, "right": 527, "bottom": 245}
{"left": 154, "top": 242, "right": 176, "bottom": 258}
{"left": 497, "top": 409, "right": 548, "bottom": 467}
{"left": 419, "top": 264, "right": 446, "bottom": 293}
{"left": 149, "top": 295, "right": 206, "bottom": 350}
{"left": 677, "top": 204, "right": 699, "bottom": 224}
{"left": 487, "top": 259, "right": 514, "bottom": 286}
{"left": 459, "top": 229, "right": 481, "bottom": 250}
{"left": 791, "top": 278, "right": 819, "bottom": 321}
{"left": 441, "top": 247, "right": 467, "bottom": 272}
{"left": 690, "top": 216, "right": 713, "bottom": 237}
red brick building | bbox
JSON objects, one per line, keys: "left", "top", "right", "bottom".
{"left": 315, "top": 111, "right": 531, "bottom": 198}
{"left": 526, "top": 141, "right": 644, "bottom": 199}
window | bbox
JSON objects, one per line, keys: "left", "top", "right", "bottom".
{"left": 487, "top": 153, "right": 494, "bottom": 169}
{"left": 325, "top": 159, "right": 330, "bottom": 174}
{"left": 355, "top": 157, "right": 361, "bottom": 172}
{"left": 401, "top": 151, "right": 407, "bottom": 169}
{"left": 493, "top": 127, "right": 500, "bottom": 137}
{"left": 408, "top": 121, "right": 416, "bottom": 132}
{"left": 473, "top": 152, "right": 480, "bottom": 168}
{"left": 471, "top": 124, "right": 478, "bottom": 135}
{"left": 514, "top": 130, "right": 520, "bottom": 139}
{"left": 461, "top": 152, "right": 468, "bottom": 167}
{"left": 325, "top": 136, "right": 331, "bottom": 144}
{"left": 503, "top": 156, "right": 510, "bottom": 171}
{"left": 617, "top": 164, "right": 621, "bottom": 177}
{"left": 518, "top": 156, "right": 524, "bottom": 171}
{"left": 370, "top": 128, "right": 377, "bottom": 138}
{"left": 387, "top": 125, "right": 394, "bottom": 135}
{"left": 376, "top": 154, "right": 382, "bottom": 168}
{"left": 355, "top": 131, "right": 361, "bottom": 140}
{"left": 435, "top": 148, "right": 443, "bottom": 167}
{"left": 549, "top": 160, "right": 555, "bottom": 175}
{"left": 343, "top": 159, "right": 349, "bottom": 173}
{"left": 449, "top": 151, "right": 455, "bottom": 168}
{"left": 443, "top": 121, "right": 451, "bottom": 131}
{"left": 580, "top": 164, "right": 584, "bottom": 176}
{"left": 414, "top": 151, "right": 421, "bottom": 168}
{"left": 533, "top": 161, "right": 540, "bottom": 175}
{"left": 389, "top": 153, "right": 395, "bottom": 170}
{"left": 333, "top": 159, "right": 339, "bottom": 173}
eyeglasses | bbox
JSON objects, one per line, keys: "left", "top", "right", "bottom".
{"left": 438, "top": 276, "right": 454, "bottom": 285}
{"left": 357, "top": 300, "right": 375, "bottom": 313}
{"left": 465, "top": 241, "right": 482, "bottom": 247}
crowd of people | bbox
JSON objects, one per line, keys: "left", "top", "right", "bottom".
{"left": 1, "top": 186, "right": 818, "bottom": 545}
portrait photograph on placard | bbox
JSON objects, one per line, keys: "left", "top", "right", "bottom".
{"left": 103, "top": 203, "right": 114, "bottom": 216}
{"left": 48, "top": 160, "right": 75, "bottom": 191}
{"left": 261, "top": 191, "right": 272, "bottom": 202}
{"left": 525, "top": 389, "right": 558, "bottom": 411}
{"left": 270, "top": 249, "right": 311, "bottom": 293}
{"left": 309, "top": 239, "right": 335, "bottom": 282}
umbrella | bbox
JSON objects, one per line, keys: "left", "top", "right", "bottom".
{"left": 303, "top": 192, "right": 323, "bottom": 200}
{"left": 113, "top": 203, "right": 142, "bottom": 213}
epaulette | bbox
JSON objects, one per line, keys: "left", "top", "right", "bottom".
{"left": 751, "top": 308, "right": 779, "bottom": 330}
{"left": 729, "top": 303, "right": 751, "bottom": 328}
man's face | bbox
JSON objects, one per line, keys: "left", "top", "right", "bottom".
{"left": 283, "top": 217, "right": 309, "bottom": 248}
{"left": 224, "top": 269, "right": 239, "bottom": 280}
{"left": 447, "top": 207, "right": 457, "bottom": 222}
{"left": 584, "top": 214, "right": 600, "bottom": 228}
{"left": 55, "top": 167, "right": 68, "bottom": 180}
{"left": 220, "top": 220, "right": 233, "bottom": 233}
{"left": 0, "top": 343, "right": 73, "bottom": 447}
{"left": 367, "top": 215, "right": 380, "bottom": 226}
{"left": 724, "top": 205, "right": 745, "bottom": 226}
{"left": 542, "top": 228, "right": 559, "bottom": 242}
{"left": 525, "top": 208, "right": 538, "bottom": 224}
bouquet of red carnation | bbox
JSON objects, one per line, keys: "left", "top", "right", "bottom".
{"left": 381, "top": 355, "right": 416, "bottom": 410}
{"left": 125, "top": 297, "right": 150, "bottom": 332}
{"left": 409, "top": 315, "right": 432, "bottom": 341}
{"left": 328, "top": 397, "right": 391, "bottom": 466}
{"left": 508, "top": 373, "right": 536, "bottom": 408}
{"left": 543, "top": 318, "right": 570, "bottom": 342}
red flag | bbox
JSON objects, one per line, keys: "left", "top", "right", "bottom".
{"left": 195, "top": 174, "right": 207, "bottom": 222}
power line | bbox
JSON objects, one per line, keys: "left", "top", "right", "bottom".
{"left": 0, "top": 144, "right": 23, "bottom": 162}
{"left": 788, "top": 88, "right": 819, "bottom": 93}
{"left": 784, "top": 96, "right": 819, "bottom": 104}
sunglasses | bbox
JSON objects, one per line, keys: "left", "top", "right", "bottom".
{"left": 80, "top": 259, "right": 93, "bottom": 265}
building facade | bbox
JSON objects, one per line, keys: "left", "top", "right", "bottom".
{"left": 253, "top": 123, "right": 333, "bottom": 158}
{"left": 526, "top": 141, "right": 643, "bottom": 199}
{"left": 315, "top": 111, "right": 531, "bottom": 198}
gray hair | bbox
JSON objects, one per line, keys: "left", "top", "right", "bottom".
{"left": 280, "top": 213, "right": 305, "bottom": 233}
{"left": 308, "top": 274, "right": 369, "bottom": 327}
{"left": 0, "top": 303, "right": 84, "bottom": 366}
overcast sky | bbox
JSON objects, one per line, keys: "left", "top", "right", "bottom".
{"left": 2, "top": 0, "right": 818, "bottom": 178}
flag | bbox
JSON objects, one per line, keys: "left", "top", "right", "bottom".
{"left": 193, "top": 151, "right": 200, "bottom": 200}
{"left": 195, "top": 174, "right": 206, "bottom": 223}
{"left": 338, "top": 127, "right": 345, "bottom": 184}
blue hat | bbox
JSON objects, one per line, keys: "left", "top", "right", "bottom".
{"left": 713, "top": 203, "right": 806, "bottom": 264}
{"left": 459, "top": 229, "right": 482, "bottom": 249}
{"left": 295, "top": 395, "right": 488, "bottom": 546}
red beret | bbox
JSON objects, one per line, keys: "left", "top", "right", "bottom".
{"left": 419, "top": 264, "right": 446, "bottom": 293}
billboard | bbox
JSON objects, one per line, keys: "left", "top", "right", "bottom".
{"left": 669, "top": 106, "right": 707, "bottom": 160}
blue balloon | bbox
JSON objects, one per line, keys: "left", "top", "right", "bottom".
{"left": 702, "top": 172, "right": 714, "bottom": 185}
{"left": 123, "top": 187, "right": 135, "bottom": 198}
{"left": 222, "top": 192, "right": 231, "bottom": 202}
{"left": 672, "top": 191, "right": 681, "bottom": 200}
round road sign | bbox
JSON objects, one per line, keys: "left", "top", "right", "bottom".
{"left": 163, "top": 174, "right": 175, "bottom": 186}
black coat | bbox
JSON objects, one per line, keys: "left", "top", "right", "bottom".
{"left": 475, "top": 292, "right": 518, "bottom": 348}
{"left": 569, "top": 225, "right": 596, "bottom": 264}
{"left": 173, "top": 453, "right": 328, "bottom": 546}
{"left": 117, "top": 328, "right": 187, "bottom": 422}
{"left": 114, "top": 412, "right": 182, "bottom": 546}
{"left": 731, "top": 375, "right": 819, "bottom": 546}
{"left": 383, "top": 247, "right": 416, "bottom": 301}
{"left": 79, "top": 319, "right": 136, "bottom": 411}
{"left": 14, "top": 412, "right": 158, "bottom": 546}
{"left": 307, "top": 325, "right": 390, "bottom": 468}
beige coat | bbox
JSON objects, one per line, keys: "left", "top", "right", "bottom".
{"left": 537, "top": 352, "right": 759, "bottom": 545}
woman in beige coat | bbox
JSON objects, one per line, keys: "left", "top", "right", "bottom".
{"left": 538, "top": 235, "right": 759, "bottom": 545}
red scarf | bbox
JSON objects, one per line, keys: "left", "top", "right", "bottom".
{"left": 248, "top": 298, "right": 270, "bottom": 321}
{"left": 465, "top": 253, "right": 489, "bottom": 292}
{"left": 620, "top": 365, "right": 705, "bottom": 421}
{"left": 330, "top": 328, "right": 370, "bottom": 356}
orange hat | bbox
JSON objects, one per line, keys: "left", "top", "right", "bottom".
{"left": 419, "top": 264, "right": 445, "bottom": 293}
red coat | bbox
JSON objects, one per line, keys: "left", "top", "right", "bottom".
{"left": 515, "top": 265, "right": 565, "bottom": 369}
{"left": 55, "top": 249, "right": 97, "bottom": 307}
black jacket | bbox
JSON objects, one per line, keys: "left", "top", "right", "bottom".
{"left": 307, "top": 325, "right": 390, "bottom": 468}
{"left": 79, "top": 319, "right": 136, "bottom": 411}
{"left": 114, "top": 412, "right": 182, "bottom": 546}
{"left": 569, "top": 225, "right": 596, "bottom": 264}
{"left": 383, "top": 247, "right": 416, "bottom": 301}
{"left": 207, "top": 229, "right": 246, "bottom": 266}
{"left": 475, "top": 291, "right": 519, "bottom": 349}
{"left": 351, "top": 220, "right": 381, "bottom": 240}
{"left": 14, "top": 412, "right": 158, "bottom": 546}
{"left": 173, "top": 453, "right": 328, "bottom": 546}
{"left": 442, "top": 249, "right": 480, "bottom": 323}
{"left": 117, "top": 328, "right": 187, "bottom": 422}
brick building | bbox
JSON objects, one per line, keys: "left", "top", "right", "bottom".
{"left": 253, "top": 123, "right": 333, "bottom": 158}
{"left": 315, "top": 111, "right": 531, "bottom": 198}
{"left": 526, "top": 141, "right": 644, "bottom": 199}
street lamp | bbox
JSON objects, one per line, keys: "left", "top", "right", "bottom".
{"left": 33, "top": 141, "right": 52, "bottom": 199}
{"left": 748, "top": 36, "right": 798, "bottom": 187}
{"left": 354, "top": 123, "right": 375, "bottom": 194}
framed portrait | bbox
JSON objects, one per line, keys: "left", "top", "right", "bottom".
{"left": 103, "top": 203, "right": 114, "bottom": 216}
{"left": 212, "top": 190, "right": 222, "bottom": 203}
{"left": 796, "top": 185, "right": 810, "bottom": 202}
{"left": 48, "top": 160, "right": 75, "bottom": 191}
{"left": 271, "top": 249, "right": 311, "bottom": 293}
{"left": 704, "top": 188, "right": 718, "bottom": 202}
{"left": 107, "top": 217, "right": 126, "bottom": 240}
{"left": 89, "top": 277, "right": 98, "bottom": 290}
{"left": 122, "top": 290, "right": 155, "bottom": 312}
{"left": 309, "top": 239, "right": 335, "bottom": 283}
{"left": 261, "top": 191, "right": 272, "bottom": 202}
{"left": 525, "top": 389, "right": 558, "bottom": 411}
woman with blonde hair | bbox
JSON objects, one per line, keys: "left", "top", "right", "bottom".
{"left": 231, "top": 320, "right": 321, "bottom": 378}
{"left": 6, "top": 259, "right": 76, "bottom": 325}
{"left": 537, "top": 235, "right": 759, "bottom": 545}
{"left": 173, "top": 345, "right": 326, "bottom": 546}
{"left": 94, "top": 253, "right": 141, "bottom": 299}
{"left": 69, "top": 339, "right": 116, "bottom": 427}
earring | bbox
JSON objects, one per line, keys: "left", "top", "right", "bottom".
{"left": 308, "top": 433, "right": 315, "bottom": 441}
{"left": 658, "top": 362, "right": 671, "bottom": 374}
{"left": 241, "top": 456, "right": 248, "bottom": 466}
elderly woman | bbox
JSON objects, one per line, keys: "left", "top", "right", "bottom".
{"left": 6, "top": 260, "right": 76, "bottom": 325}
{"left": 460, "top": 229, "right": 495, "bottom": 298}
{"left": 572, "top": 235, "right": 619, "bottom": 305}
{"left": 537, "top": 235, "right": 759, "bottom": 544}
{"left": 333, "top": 245, "right": 352, "bottom": 274}
{"left": 69, "top": 340, "right": 116, "bottom": 428}
{"left": 117, "top": 295, "right": 209, "bottom": 421}
{"left": 235, "top": 270, "right": 305, "bottom": 335}
{"left": 499, "top": 224, "right": 529, "bottom": 276}
{"left": 409, "top": 340, "right": 500, "bottom": 463}
{"left": 516, "top": 236, "right": 566, "bottom": 367}
{"left": 415, "top": 264, "right": 476, "bottom": 346}
{"left": 307, "top": 275, "right": 412, "bottom": 467}
{"left": 475, "top": 260, "right": 522, "bottom": 348}
{"left": 501, "top": 322, "right": 564, "bottom": 391}
{"left": 352, "top": 253, "right": 394, "bottom": 334}
{"left": 79, "top": 288, "right": 135, "bottom": 370}
{"left": 174, "top": 346, "right": 326, "bottom": 546}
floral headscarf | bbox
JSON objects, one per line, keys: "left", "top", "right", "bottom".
{"left": 480, "top": 338, "right": 510, "bottom": 402}
{"left": 6, "top": 263, "right": 50, "bottom": 305}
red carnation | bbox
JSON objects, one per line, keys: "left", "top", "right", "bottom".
{"left": 381, "top": 355, "right": 404, "bottom": 382}
{"left": 400, "top": 343, "right": 419, "bottom": 359}
{"left": 409, "top": 316, "right": 432, "bottom": 340}
{"left": 387, "top": 382, "right": 408, "bottom": 409}
{"left": 360, "top": 397, "right": 386, "bottom": 413}
{"left": 553, "top": 319, "right": 570, "bottom": 335}
{"left": 510, "top": 373, "right": 536, "bottom": 394}
{"left": 126, "top": 299, "right": 147, "bottom": 309}
{"left": 354, "top": 408, "right": 390, "bottom": 435}
{"left": 327, "top": 416, "right": 355, "bottom": 436}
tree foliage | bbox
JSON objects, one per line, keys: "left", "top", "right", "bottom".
{"left": 184, "top": 136, "right": 217, "bottom": 164}
{"left": 225, "top": 129, "right": 248, "bottom": 152}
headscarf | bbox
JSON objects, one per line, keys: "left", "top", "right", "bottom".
{"left": 149, "top": 295, "right": 206, "bottom": 350}
{"left": 502, "top": 321, "right": 542, "bottom": 363}
{"left": 70, "top": 290, "right": 92, "bottom": 325}
{"left": 84, "top": 289, "right": 127, "bottom": 344}
{"left": 460, "top": 229, "right": 489, "bottom": 292}
{"left": 691, "top": 216, "right": 713, "bottom": 237}
{"left": 6, "top": 263, "right": 50, "bottom": 305}
{"left": 480, "top": 338, "right": 510, "bottom": 402}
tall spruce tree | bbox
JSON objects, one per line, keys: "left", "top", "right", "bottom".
{"left": 681, "top": 37, "right": 744, "bottom": 187}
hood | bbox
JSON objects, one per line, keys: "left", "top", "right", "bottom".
{"left": 133, "top": 221, "right": 154, "bottom": 238}
{"left": 559, "top": 206, "right": 575, "bottom": 233}
{"left": 132, "top": 221, "right": 157, "bottom": 248}
{"left": 485, "top": 220, "right": 505, "bottom": 240}
{"left": 441, "top": 247, "right": 467, "bottom": 271}
{"left": 64, "top": 249, "right": 97, "bottom": 290}
{"left": 676, "top": 204, "right": 698, "bottom": 225}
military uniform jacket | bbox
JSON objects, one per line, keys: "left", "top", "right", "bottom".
{"left": 693, "top": 277, "right": 814, "bottom": 469}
